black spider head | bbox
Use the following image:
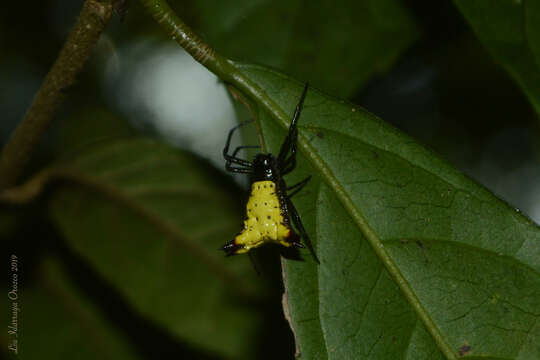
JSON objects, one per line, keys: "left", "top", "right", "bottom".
{"left": 252, "top": 153, "right": 279, "bottom": 181}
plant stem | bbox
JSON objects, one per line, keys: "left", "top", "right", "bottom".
{"left": 139, "top": 0, "right": 229, "bottom": 80}
{"left": 0, "top": 0, "right": 113, "bottom": 190}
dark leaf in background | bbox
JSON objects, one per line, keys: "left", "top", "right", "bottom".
{"left": 1, "top": 258, "right": 141, "bottom": 360}
{"left": 47, "top": 137, "right": 264, "bottom": 359}
{"left": 174, "top": 0, "right": 420, "bottom": 98}
{"left": 454, "top": 0, "right": 540, "bottom": 118}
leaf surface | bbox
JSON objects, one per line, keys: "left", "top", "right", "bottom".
{"left": 234, "top": 64, "right": 540, "bottom": 359}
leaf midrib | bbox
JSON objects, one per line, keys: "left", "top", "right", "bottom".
{"left": 298, "top": 129, "right": 456, "bottom": 359}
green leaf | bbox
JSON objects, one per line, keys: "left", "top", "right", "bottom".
{"left": 47, "top": 139, "right": 264, "bottom": 359}
{"left": 0, "top": 208, "right": 22, "bottom": 240}
{"left": 526, "top": 0, "right": 540, "bottom": 70}
{"left": 233, "top": 64, "right": 540, "bottom": 359}
{"left": 177, "top": 0, "right": 420, "bottom": 97}
{"left": 1, "top": 258, "right": 141, "bottom": 360}
{"left": 50, "top": 106, "right": 136, "bottom": 157}
{"left": 453, "top": 0, "right": 540, "bottom": 117}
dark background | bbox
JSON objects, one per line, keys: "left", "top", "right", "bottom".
{"left": 1, "top": 0, "right": 539, "bottom": 359}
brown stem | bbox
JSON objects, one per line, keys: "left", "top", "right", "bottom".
{"left": 0, "top": 0, "right": 113, "bottom": 190}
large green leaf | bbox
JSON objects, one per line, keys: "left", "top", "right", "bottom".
{"left": 1, "top": 258, "right": 141, "bottom": 360}
{"left": 232, "top": 64, "right": 540, "bottom": 359}
{"left": 174, "top": 0, "right": 420, "bottom": 97}
{"left": 453, "top": 0, "right": 540, "bottom": 117}
{"left": 46, "top": 139, "right": 264, "bottom": 359}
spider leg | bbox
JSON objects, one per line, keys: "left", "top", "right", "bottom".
{"left": 286, "top": 197, "right": 320, "bottom": 264}
{"left": 277, "top": 83, "right": 309, "bottom": 170}
{"left": 248, "top": 252, "right": 262, "bottom": 276}
{"left": 225, "top": 165, "right": 252, "bottom": 174}
{"left": 277, "top": 127, "right": 297, "bottom": 167}
{"left": 223, "top": 121, "right": 254, "bottom": 168}
{"left": 281, "top": 150, "right": 296, "bottom": 175}
{"left": 287, "top": 176, "right": 311, "bottom": 198}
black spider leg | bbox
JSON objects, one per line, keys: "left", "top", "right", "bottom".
{"left": 287, "top": 176, "right": 312, "bottom": 198}
{"left": 277, "top": 83, "right": 309, "bottom": 174}
{"left": 223, "top": 121, "right": 254, "bottom": 173}
{"left": 226, "top": 167, "right": 252, "bottom": 174}
{"left": 248, "top": 252, "right": 262, "bottom": 276}
{"left": 286, "top": 197, "right": 320, "bottom": 264}
{"left": 227, "top": 146, "right": 259, "bottom": 174}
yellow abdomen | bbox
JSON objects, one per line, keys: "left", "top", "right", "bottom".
{"left": 233, "top": 181, "right": 292, "bottom": 253}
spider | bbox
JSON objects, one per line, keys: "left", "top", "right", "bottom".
{"left": 221, "top": 83, "right": 319, "bottom": 264}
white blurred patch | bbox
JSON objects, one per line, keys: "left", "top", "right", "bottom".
{"left": 102, "top": 40, "right": 242, "bottom": 173}
{"left": 494, "top": 164, "right": 540, "bottom": 224}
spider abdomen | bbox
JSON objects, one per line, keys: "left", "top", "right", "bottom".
{"left": 223, "top": 180, "right": 293, "bottom": 255}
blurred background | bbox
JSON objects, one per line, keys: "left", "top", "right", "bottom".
{"left": 1, "top": 0, "right": 539, "bottom": 359}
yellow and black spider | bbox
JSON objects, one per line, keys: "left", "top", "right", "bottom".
{"left": 221, "top": 83, "right": 319, "bottom": 264}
